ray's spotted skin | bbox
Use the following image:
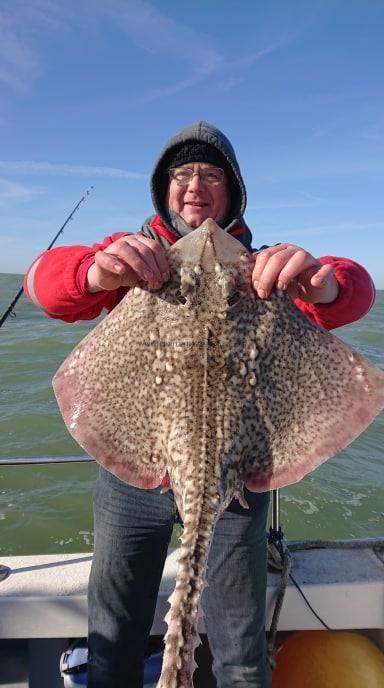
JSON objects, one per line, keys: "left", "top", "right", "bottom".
{"left": 53, "top": 219, "right": 384, "bottom": 688}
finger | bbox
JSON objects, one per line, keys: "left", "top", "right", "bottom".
{"left": 253, "top": 246, "right": 299, "bottom": 297}
{"left": 275, "top": 250, "right": 319, "bottom": 290}
{"left": 94, "top": 249, "right": 127, "bottom": 275}
{"left": 133, "top": 235, "right": 170, "bottom": 281}
{"left": 112, "top": 236, "right": 169, "bottom": 287}
{"left": 252, "top": 244, "right": 295, "bottom": 281}
{"left": 252, "top": 247, "right": 282, "bottom": 282}
{"left": 93, "top": 250, "right": 139, "bottom": 288}
{"left": 309, "top": 263, "right": 334, "bottom": 287}
{"left": 127, "top": 242, "right": 163, "bottom": 286}
{"left": 104, "top": 240, "right": 163, "bottom": 287}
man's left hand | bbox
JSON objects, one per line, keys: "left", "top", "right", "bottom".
{"left": 250, "top": 244, "right": 339, "bottom": 304}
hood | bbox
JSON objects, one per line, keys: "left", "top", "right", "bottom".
{"left": 150, "top": 121, "right": 247, "bottom": 232}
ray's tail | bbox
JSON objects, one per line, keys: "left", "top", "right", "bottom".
{"left": 157, "top": 483, "right": 220, "bottom": 688}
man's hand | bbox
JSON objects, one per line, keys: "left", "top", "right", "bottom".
{"left": 86, "top": 235, "right": 170, "bottom": 293}
{"left": 251, "top": 244, "right": 339, "bottom": 304}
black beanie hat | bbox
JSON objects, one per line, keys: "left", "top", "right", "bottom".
{"left": 166, "top": 142, "right": 231, "bottom": 172}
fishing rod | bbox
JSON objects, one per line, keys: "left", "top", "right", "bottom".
{"left": 0, "top": 186, "right": 94, "bottom": 328}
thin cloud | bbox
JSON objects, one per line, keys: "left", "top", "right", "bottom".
{"left": 312, "top": 115, "right": 349, "bottom": 139}
{"left": 0, "top": 1, "right": 64, "bottom": 94}
{"left": 87, "top": 5, "right": 285, "bottom": 109}
{"left": 0, "top": 177, "right": 45, "bottom": 202}
{"left": 248, "top": 192, "right": 325, "bottom": 211}
{"left": 312, "top": 110, "right": 383, "bottom": 141}
{"left": 0, "top": 20, "right": 41, "bottom": 94}
{"left": 103, "top": 0, "right": 222, "bottom": 76}
{"left": 230, "top": 44, "right": 284, "bottom": 69}
{"left": 255, "top": 159, "right": 384, "bottom": 180}
{"left": 1, "top": 0, "right": 223, "bottom": 102}
{"left": 212, "top": 46, "right": 285, "bottom": 95}
{"left": 0, "top": 161, "right": 148, "bottom": 180}
{"left": 122, "top": 75, "right": 210, "bottom": 108}
{"left": 275, "top": 221, "right": 382, "bottom": 239}
{"left": 358, "top": 123, "right": 384, "bottom": 143}
{"left": 85, "top": 0, "right": 224, "bottom": 109}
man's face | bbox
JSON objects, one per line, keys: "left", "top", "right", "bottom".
{"left": 166, "top": 163, "right": 230, "bottom": 228}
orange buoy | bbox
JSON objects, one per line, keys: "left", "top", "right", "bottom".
{"left": 272, "top": 630, "right": 384, "bottom": 688}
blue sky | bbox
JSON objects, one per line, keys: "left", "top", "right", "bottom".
{"left": 0, "top": 0, "right": 383, "bottom": 286}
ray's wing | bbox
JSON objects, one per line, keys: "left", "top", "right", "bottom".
{"left": 53, "top": 287, "right": 173, "bottom": 487}
{"left": 226, "top": 291, "right": 384, "bottom": 492}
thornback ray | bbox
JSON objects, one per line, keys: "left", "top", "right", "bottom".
{"left": 52, "top": 218, "right": 384, "bottom": 688}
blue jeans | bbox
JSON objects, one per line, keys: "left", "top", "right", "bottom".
{"left": 88, "top": 467, "right": 271, "bottom": 688}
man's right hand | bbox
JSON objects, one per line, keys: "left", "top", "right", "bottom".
{"left": 86, "top": 235, "right": 170, "bottom": 293}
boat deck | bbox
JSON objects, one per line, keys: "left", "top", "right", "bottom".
{"left": 1, "top": 542, "right": 383, "bottom": 638}
{"left": 0, "top": 542, "right": 383, "bottom": 687}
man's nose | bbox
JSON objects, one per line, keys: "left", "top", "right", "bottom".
{"left": 187, "top": 172, "right": 204, "bottom": 190}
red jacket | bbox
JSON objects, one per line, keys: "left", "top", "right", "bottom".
{"left": 23, "top": 217, "right": 375, "bottom": 330}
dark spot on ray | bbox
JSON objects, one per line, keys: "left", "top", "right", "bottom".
{"left": 227, "top": 291, "right": 241, "bottom": 307}
{"left": 176, "top": 291, "right": 187, "bottom": 305}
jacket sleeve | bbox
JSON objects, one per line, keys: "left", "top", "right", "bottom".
{"left": 294, "top": 256, "right": 375, "bottom": 330}
{"left": 23, "top": 233, "right": 129, "bottom": 322}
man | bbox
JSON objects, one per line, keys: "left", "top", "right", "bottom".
{"left": 24, "top": 121, "right": 375, "bottom": 687}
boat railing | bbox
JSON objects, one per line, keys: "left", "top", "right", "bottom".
{"left": 0, "top": 455, "right": 95, "bottom": 582}
{"left": 0, "top": 455, "right": 94, "bottom": 465}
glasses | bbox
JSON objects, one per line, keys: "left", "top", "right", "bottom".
{"left": 169, "top": 167, "right": 225, "bottom": 186}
